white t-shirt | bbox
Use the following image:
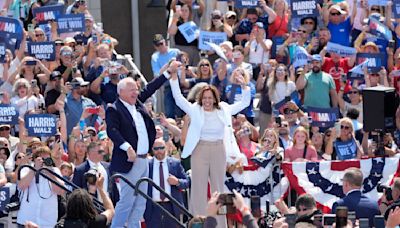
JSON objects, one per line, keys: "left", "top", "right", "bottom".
{"left": 247, "top": 39, "right": 273, "bottom": 65}
{"left": 10, "top": 95, "right": 39, "bottom": 118}
{"left": 270, "top": 81, "right": 296, "bottom": 104}
{"left": 200, "top": 110, "right": 225, "bottom": 141}
{"left": 17, "top": 166, "right": 61, "bottom": 228}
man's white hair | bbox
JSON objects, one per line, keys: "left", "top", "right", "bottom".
{"left": 117, "top": 77, "right": 136, "bottom": 94}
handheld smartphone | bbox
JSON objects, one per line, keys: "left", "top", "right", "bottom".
{"left": 285, "top": 214, "right": 297, "bottom": 228}
{"left": 55, "top": 134, "right": 61, "bottom": 142}
{"left": 92, "top": 34, "right": 98, "bottom": 44}
{"left": 389, "top": 40, "right": 396, "bottom": 49}
{"left": 31, "top": 79, "right": 37, "bottom": 87}
{"left": 218, "top": 193, "right": 236, "bottom": 214}
{"left": 284, "top": 96, "right": 291, "bottom": 102}
{"left": 26, "top": 148, "right": 32, "bottom": 156}
{"left": 265, "top": 201, "right": 270, "bottom": 215}
{"left": 335, "top": 206, "right": 348, "bottom": 228}
{"left": 374, "top": 215, "right": 384, "bottom": 228}
{"left": 26, "top": 60, "right": 36, "bottom": 66}
{"left": 313, "top": 214, "right": 323, "bottom": 228}
{"left": 28, "top": 24, "right": 35, "bottom": 32}
{"left": 334, "top": 121, "right": 341, "bottom": 137}
{"left": 348, "top": 211, "right": 356, "bottom": 226}
{"left": 323, "top": 214, "right": 335, "bottom": 226}
{"left": 275, "top": 116, "right": 282, "bottom": 127}
{"left": 308, "top": 116, "right": 313, "bottom": 123}
{"left": 359, "top": 218, "right": 369, "bottom": 228}
{"left": 87, "top": 107, "right": 99, "bottom": 114}
{"left": 341, "top": 74, "right": 347, "bottom": 83}
{"left": 251, "top": 195, "right": 261, "bottom": 218}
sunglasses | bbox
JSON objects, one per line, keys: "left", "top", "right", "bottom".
{"left": 35, "top": 33, "right": 45, "bottom": 37}
{"left": 341, "top": 125, "right": 350, "bottom": 130}
{"left": 0, "top": 127, "right": 10, "bottom": 131}
{"left": 298, "top": 30, "right": 307, "bottom": 33}
{"left": 262, "top": 138, "right": 269, "bottom": 142}
{"left": 276, "top": 68, "right": 285, "bottom": 72}
{"left": 348, "top": 91, "right": 359, "bottom": 94}
{"left": 212, "top": 16, "right": 221, "bottom": 20}
{"left": 17, "top": 156, "right": 24, "bottom": 159}
{"left": 78, "top": 0, "right": 86, "bottom": 4}
{"left": 371, "top": 8, "right": 380, "bottom": 11}
{"left": 297, "top": 207, "right": 310, "bottom": 212}
{"left": 304, "top": 21, "right": 314, "bottom": 25}
{"left": 330, "top": 12, "right": 341, "bottom": 16}
{"left": 284, "top": 109, "right": 297, "bottom": 115}
{"left": 227, "top": 16, "right": 236, "bottom": 20}
{"left": 55, "top": 43, "right": 64, "bottom": 46}
{"left": 153, "top": 146, "right": 165, "bottom": 151}
{"left": 370, "top": 74, "right": 380, "bottom": 77}
{"left": 200, "top": 63, "right": 210, "bottom": 67}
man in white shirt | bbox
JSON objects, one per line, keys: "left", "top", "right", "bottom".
{"left": 144, "top": 138, "right": 190, "bottom": 228}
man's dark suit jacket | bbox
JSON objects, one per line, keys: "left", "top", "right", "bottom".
{"left": 144, "top": 157, "right": 190, "bottom": 221}
{"left": 106, "top": 75, "right": 168, "bottom": 173}
{"left": 331, "top": 190, "right": 380, "bottom": 226}
{"left": 72, "top": 160, "right": 119, "bottom": 204}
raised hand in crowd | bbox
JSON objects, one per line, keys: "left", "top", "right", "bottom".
{"left": 386, "top": 207, "right": 400, "bottom": 228}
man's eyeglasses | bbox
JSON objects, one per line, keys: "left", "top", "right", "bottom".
{"left": 0, "top": 126, "right": 10, "bottom": 131}
{"left": 153, "top": 146, "right": 165, "bottom": 151}
{"left": 155, "top": 42, "right": 164, "bottom": 47}
{"left": 35, "top": 33, "right": 45, "bottom": 37}
{"left": 371, "top": 7, "right": 380, "bottom": 11}
{"left": 304, "top": 21, "right": 314, "bottom": 25}
{"left": 348, "top": 91, "right": 359, "bottom": 94}
{"left": 341, "top": 125, "right": 350, "bottom": 130}
{"left": 330, "top": 12, "right": 341, "bottom": 16}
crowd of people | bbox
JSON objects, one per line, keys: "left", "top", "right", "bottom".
{"left": 1, "top": 0, "right": 400, "bottom": 227}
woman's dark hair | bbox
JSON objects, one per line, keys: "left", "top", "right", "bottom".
{"left": 196, "top": 85, "right": 221, "bottom": 109}
{"left": 66, "top": 189, "right": 97, "bottom": 220}
{"left": 346, "top": 108, "right": 360, "bottom": 120}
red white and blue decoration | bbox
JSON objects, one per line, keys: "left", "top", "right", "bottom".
{"left": 282, "top": 158, "right": 400, "bottom": 213}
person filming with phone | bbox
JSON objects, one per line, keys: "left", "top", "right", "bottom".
{"left": 378, "top": 178, "right": 400, "bottom": 221}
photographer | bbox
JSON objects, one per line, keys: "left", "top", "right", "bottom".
{"left": 17, "top": 146, "right": 65, "bottom": 228}
{"left": 380, "top": 178, "right": 400, "bottom": 220}
{"left": 205, "top": 190, "right": 258, "bottom": 228}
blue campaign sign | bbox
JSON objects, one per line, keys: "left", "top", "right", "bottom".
{"left": 0, "top": 187, "right": 10, "bottom": 211}
{"left": 307, "top": 107, "right": 339, "bottom": 128}
{"left": 291, "top": 0, "right": 318, "bottom": 18}
{"left": 356, "top": 52, "right": 386, "bottom": 73}
{"left": 394, "top": 0, "right": 400, "bottom": 18}
{"left": 326, "top": 42, "right": 356, "bottom": 57}
{"left": 235, "top": 0, "right": 258, "bottom": 8}
{"left": 0, "top": 16, "right": 24, "bottom": 40}
{"left": 0, "top": 104, "right": 19, "bottom": 125}
{"left": 198, "top": 31, "right": 227, "bottom": 51}
{"left": 274, "top": 91, "right": 301, "bottom": 111}
{"left": 28, "top": 42, "right": 56, "bottom": 61}
{"left": 178, "top": 21, "right": 199, "bottom": 43}
{"left": 25, "top": 114, "right": 57, "bottom": 137}
{"left": 33, "top": 4, "right": 64, "bottom": 24}
{"left": 271, "top": 36, "right": 285, "bottom": 59}
{"left": 57, "top": 14, "right": 85, "bottom": 34}
{"left": 368, "top": 0, "right": 388, "bottom": 6}
{"left": 369, "top": 18, "right": 392, "bottom": 41}
{"left": 0, "top": 42, "right": 5, "bottom": 63}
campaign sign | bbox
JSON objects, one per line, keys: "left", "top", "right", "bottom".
{"left": 0, "top": 42, "right": 5, "bottom": 63}
{"left": 28, "top": 42, "right": 56, "bottom": 61}
{"left": 291, "top": 0, "right": 318, "bottom": 18}
{"left": 33, "top": 4, "right": 64, "bottom": 24}
{"left": 0, "top": 187, "right": 10, "bottom": 211}
{"left": 25, "top": 114, "right": 57, "bottom": 137}
{"left": 178, "top": 21, "right": 199, "bottom": 43}
{"left": 0, "top": 104, "right": 19, "bottom": 125}
{"left": 394, "top": 0, "right": 400, "bottom": 18}
{"left": 274, "top": 91, "right": 301, "bottom": 111}
{"left": 326, "top": 42, "right": 356, "bottom": 57}
{"left": 57, "top": 14, "right": 85, "bottom": 34}
{"left": 368, "top": 0, "right": 387, "bottom": 6}
{"left": 369, "top": 18, "right": 392, "bottom": 41}
{"left": 198, "top": 31, "right": 227, "bottom": 51}
{"left": 293, "top": 45, "right": 310, "bottom": 68}
{"left": 356, "top": 52, "right": 386, "bottom": 73}
{"left": 0, "top": 16, "right": 24, "bottom": 40}
{"left": 307, "top": 107, "right": 339, "bottom": 128}
{"left": 335, "top": 139, "right": 357, "bottom": 160}
{"left": 235, "top": 0, "right": 258, "bottom": 8}
{"left": 271, "top": 36, "right": 285, "bottom": 59}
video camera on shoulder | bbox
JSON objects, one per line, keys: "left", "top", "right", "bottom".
{"left": 84, "top": 168, "right": 98, "bottom": 185}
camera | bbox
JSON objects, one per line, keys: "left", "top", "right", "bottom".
{"left": 43, "top": 157, "right": 54, "bottom": 167}
{"left": 84, "top": 168, "right": 98, "bottom": 185}
{"left": 377, "top": 182, "right": 393, "bottom": 201}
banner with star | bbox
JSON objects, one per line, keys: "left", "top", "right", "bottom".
{"left": 224, "top": 154, "right": 289, "bottom": 209}
{"left": 281, "top": 158, "right": 400, "bottom": 213}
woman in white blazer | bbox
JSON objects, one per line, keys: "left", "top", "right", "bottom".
{"left": 167, "top": 61, "right": 251, "bottom": 228}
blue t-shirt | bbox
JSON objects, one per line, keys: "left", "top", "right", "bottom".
{"left": 327, "top": 17, "right": 352, "bottom": 47}
{"left": 334, "top": 138, "right": 357, "bottom": 160}
{"left": 151, "top": 48, "right": 180, "bottom": 76}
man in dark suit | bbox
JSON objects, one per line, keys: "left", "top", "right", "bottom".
{"left": 72, "top": 141, "right": 118, "bottom": 203}
{"left": 144, "top": 138, "right": 190, "bottom": 228}
{"left": 332, "top": 167, "right": 380, "bottom": 226}
{"left": 106, "top": 74, "right": 169, "bottom": 228}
